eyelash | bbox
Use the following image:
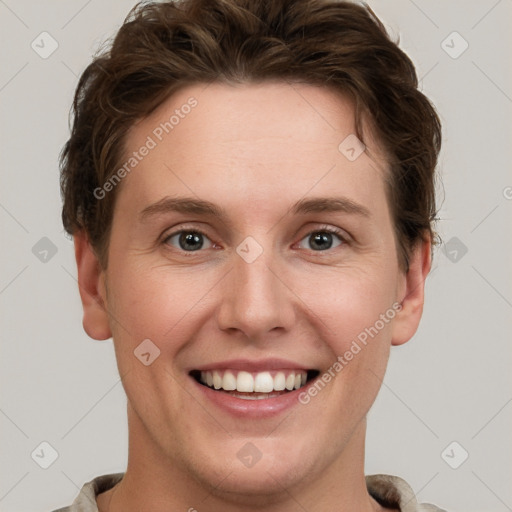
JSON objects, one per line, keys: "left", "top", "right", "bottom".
{"left": 161, "top": 225, "right": 349, "bottom": 255}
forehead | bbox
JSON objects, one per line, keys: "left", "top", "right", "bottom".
{"left": 118, "top": 81, "right": 388, "bottom": 215}
{"left": 128, "top": 81, "right": 361, "bottom": 154}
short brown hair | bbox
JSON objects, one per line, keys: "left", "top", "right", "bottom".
{"left": 60, "top": 0, "right": 441, "bottom": 270}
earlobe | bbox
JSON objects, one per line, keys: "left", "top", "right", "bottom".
{"left": 74, "top": 232, "right": 112, "bottom": 341}
{"left": 391, "top": 238, "right": 432, "bottom": 346}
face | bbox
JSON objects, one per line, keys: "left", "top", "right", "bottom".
{"left": 77, "top": 81, "right": 429, "bottom": 500}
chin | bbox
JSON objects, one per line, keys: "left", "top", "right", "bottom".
{"left": 202, "top": 462, "right": 307, "bottom": 506}
{"left": 189, "top": 435, "right": 317, "bottom": 500}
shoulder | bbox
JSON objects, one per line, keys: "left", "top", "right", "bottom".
{"left": 366, "top": 474, "right": 448, "bottom": 512}
{"left": 50, "top": 473, "right": 124, "bottom": 512}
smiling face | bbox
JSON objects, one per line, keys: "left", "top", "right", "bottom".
{"left": 76, "top": 81, "right": 430, "bottom": 507}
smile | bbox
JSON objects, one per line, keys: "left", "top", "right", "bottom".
{"left": 190, "top": 369, "right": 320, "bottom": 400}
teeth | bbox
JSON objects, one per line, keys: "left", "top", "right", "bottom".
{"left": 198, "top": 369, "right": 308, "bottom": 393}
{"left": 274, "top": 372, "right": 286, "bottom": 391}
{"left": 285, "top": 374, "right": 295, "bottom": 390}
{"left": 222, "top": 371, "right": 237, "bottom": 391}
{"left": 254, "top": 372, "right": 274, "bottom": 393}
{"left": 213, "top": 370, "right": 222, "bottom": 389}
{"left": 237, "top": 371, "right": 254, "bottom": 392}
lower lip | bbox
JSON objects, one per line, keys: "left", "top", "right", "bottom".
{"left": 191, "top": 376, "right": 311, "bottom": 419}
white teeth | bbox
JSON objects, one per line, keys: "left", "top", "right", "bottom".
{"left": 254, "top": 372, "right": 274, "bottom": 393}
{"left": 213, "top": 370, "right": 222, "bottom": 389}
{"left": 198, "top": 369, "right": 308, "bottom": 393}
{"left": 236, "top": 371, "right": 254, "bottom": 392}
{"left": 222, "top": 371, "right": 237, "bottom": 391}
{"left": 274, "top": 372, "right": 286, "bottom": 391}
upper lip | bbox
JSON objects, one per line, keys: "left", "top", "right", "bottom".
{"left": 189, "top": 358, "right": 313, "bottom": 373}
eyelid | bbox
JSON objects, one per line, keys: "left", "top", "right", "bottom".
{"left": 298, "top": 223, "right": 351, "bottom": 242}
{"left": 161, "top": 222, "right": 211, "bottom": 240}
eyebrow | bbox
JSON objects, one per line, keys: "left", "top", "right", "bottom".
{"left": 139, "top": 196, "right": 371, "bottom": 222}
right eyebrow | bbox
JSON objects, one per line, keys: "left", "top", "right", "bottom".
{"left": 139, "top": 197, "right": 227, "bottom": 222}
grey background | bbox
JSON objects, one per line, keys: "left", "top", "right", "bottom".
{"left": 1, "top": 1, "right": 511, "bottom": 511}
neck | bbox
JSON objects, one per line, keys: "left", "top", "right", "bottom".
{"left": 99, "top": 403, "right": 383, "bottom": 512}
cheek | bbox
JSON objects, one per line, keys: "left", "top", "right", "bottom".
{"left": 295, "top": 265, "right": 398, "bottom": 351}
{"left": 292, "top": 265, "right": 397, "bottom": 413}
{"left": 105, "top": 263, "right": 217, "bottom": 355}
{"left": 317, "top": 269, "right": 398, "bottom": 399}
{"left": 104, "top": 266, "right": 207, "bottom": 422}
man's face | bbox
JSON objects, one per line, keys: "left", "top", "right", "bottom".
{"left": 83, "top": 82, "right": 424, "bottom": 496}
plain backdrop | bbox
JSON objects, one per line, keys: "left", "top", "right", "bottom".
{"left": 1, "top": 1, "right": 511, "bottom": 511}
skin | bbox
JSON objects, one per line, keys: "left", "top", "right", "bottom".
{"left": 75, "top": 81, "right": 431, "bottom": 512}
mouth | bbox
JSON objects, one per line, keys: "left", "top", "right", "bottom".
{"left": 189, "top": 369, "right": 320, "bottom": 400}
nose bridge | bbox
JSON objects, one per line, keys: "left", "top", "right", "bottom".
{"left": 216, "top": 241, "right": 294, "bottom": 339}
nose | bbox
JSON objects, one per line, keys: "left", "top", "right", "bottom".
{"left": 216, "top": 247, "right": 296, "bottom": 343}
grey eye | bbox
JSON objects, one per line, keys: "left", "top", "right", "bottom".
{"left": 165, "top": 231, "right": 213, "bottom": 251}
{"left": 298, "top": 230, "right": 343, "bottom": 251}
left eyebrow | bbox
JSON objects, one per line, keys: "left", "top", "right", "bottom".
{"left": 290, "top": 197, "right": 371, "bottom": 217}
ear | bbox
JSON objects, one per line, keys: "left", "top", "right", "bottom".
{"left": 391, "top": 237, "right": 432, "bottom": 346}
{"left": 74, "top": 231, "right": 112, "bottom": 341}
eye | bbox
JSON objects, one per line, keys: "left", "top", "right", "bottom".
{"left": 297, "top": 228, "right": 346, "bottom": 251}
{"left": 163, "top": 230, "right": 214, "bottom": 252}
